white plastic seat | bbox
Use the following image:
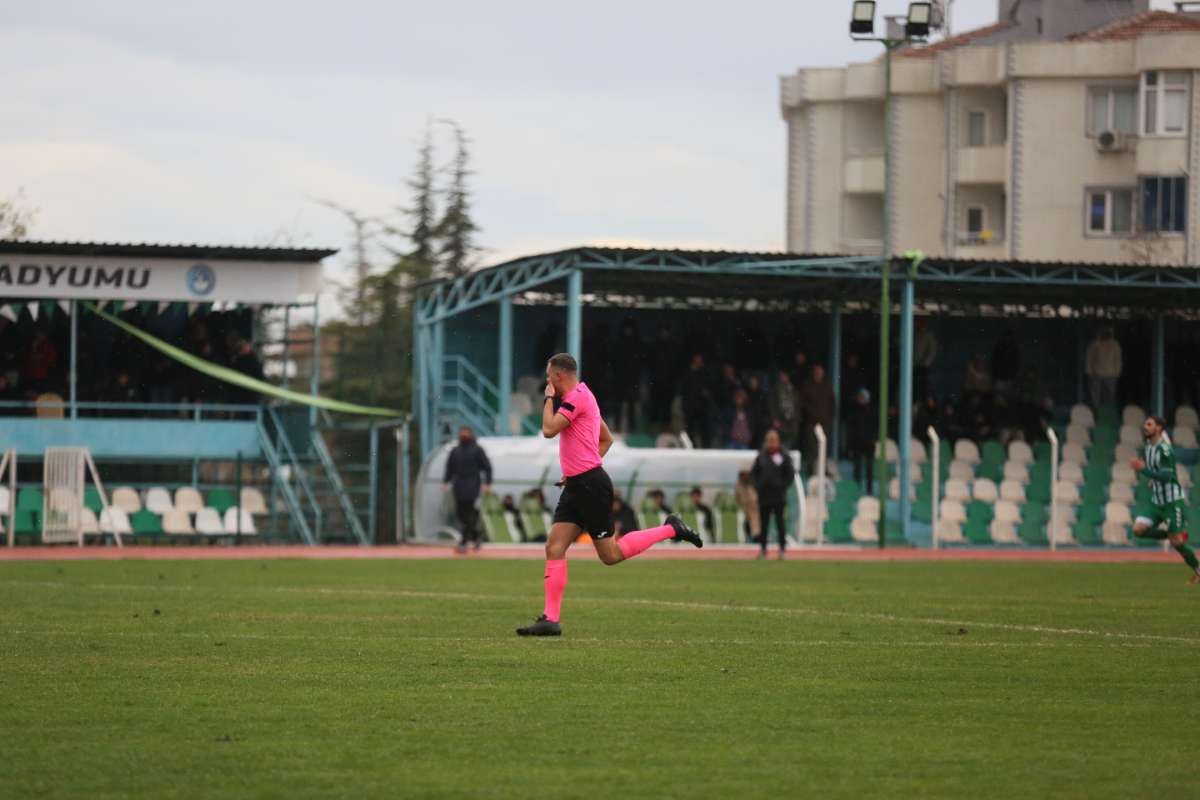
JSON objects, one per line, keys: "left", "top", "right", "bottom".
{"left": 239, "top": 488, "right": 269, "bottom": 515}
{"left": 949, "top": 460, "right": 976, "bottom": 482}
{"left": 802, "top": 504, "right": 825, "bottom": 543}
{"left": 972, "top": 478, "right": 999, "bottom": 503}
{"left": 223, "top": 507, "right": 258, "bottom": 535}
{"left": 910, "top": 439, "right": 928, "bottom": 465}
{"left": 195, "top": 507, "right": 225, "bottom": 536}
{"left": 99, "top": 508, "right": 132, "bottom": 535}
{"left": 1103, "top": 522, "right": 1132, "bottom": 546}
{"left": 1054, "top": 503, "right": 1079, "bottom": 524}
{"left": 1123, "top": 405, "right": 1146, "bottom": 427}
{"left": 1065, "top": 424, "right": 1091, "bottom": 447}
{"left": 990, "top": 519, "right": 1021, "bottom": 544}
{"left": 1176, "top": 405, "right": 1199, "bottom": 429}
{"left": 1047, "top": 518, "right": 1076, "bottom": 546}
{"left": 888, "top": 478, "right": 917, "bottom": 502}
{"left": 1105, "top": 502, "right": 1133, "bottom": 527}
{"left": 1003, "top": 460, "right": 1030, "bottom": 484}
{"left": 1113, "top": 443, "right": 1137, "bottom": 464}
{"left": 655, "top": 433, "right": 684, "bottom": 448}
{"left": 1054, "top": 481, "right": 1081, "bottom": 504}
{"left": 1119, "top": 425, "right": 1143, "bottom": 448}
{"left": 995, "top": 499, "right": 1021, "bottom": 523}
{"left": 999, "top": 480, "right": 1027, "bottom": 503}
{"left": 940, "top": 499, "right": 967, "bottom": 524}
{"left": 510, "top": 393, "right": 533, "bottom": 417}
{"left": 1008, "top": 441, "right": 1034, "bottom": 465}
{"left": 175, "top": 487, "right": 205, "bottom": 514}
{"left": 144, "top": 487, "right": 174, "bottom": 515}
{"left": 1173, "top": 426, "right": 1198, "bottom": 449}
{"left": 944, "top": 479, "right": 971, "bottom": 503}
{"left": 807, "top": 476, "right": 835, "bottom": 500}
{"left": 1062, "top": 442, "right": 1088, "bottom": 466}
{"left": 1069, "top": 404, "right": 1095, "bottom": 428}
{"left": 935, "top": 518, "right": 966, "bottom": 544}
{"left": 1058, "top": 461, "right": 1085, "bottom": 486}
{"left": 0, "top": 485, "right": 10, "bottom": 515}
{"left": 80, "top": 508, "right": 100, "bottom": 535}
{"left": 855, "top": 495, "right": 881, "bottom": 522}
{"left": 1108, "top": 482, "right": 1134, "bottom": 504}
{"left": 1110, "top": 463, "right": 1136, "bottom": 485}
{"left": 874, "top": 439, "right": 899, "bottom": 463}
{"left": 954, "top": 439, "right": 981, "bottom": 465}
{"left": 851, "top": 516, "right": 878, "bottom": 543}
{"left": 162, "top": 509, "right": 194, "bottom": 535}
{"left": 112, "top": 487, "right": 142, "bottom": 514}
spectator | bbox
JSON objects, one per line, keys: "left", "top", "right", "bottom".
{"left": 914, "top": 395, "right": 941, "bottom": 443}
{"left": 744, "top": 374, "right": 769, "bottom": 447}
{"left": 790, "top": 350, "right": 810, "bottom": 389}
{"left": 442, "top": 426, "right": 493, "bottom": 552}
{"left": 226, "top": 335, "right": 265, "bottom": 407}
{"left": 646, "top": 488, "right": 673, "bottom": 515}
{"left": 610, "top": 490, "right": 639, "bottom": 538}
{"left": 612, "top": 319, "right": 642, "bottom": 431}
{"left": 690, "top": 486, "right": 714, "bottom": 537}
{"left": 23, "top": 328, "right": 57, "bottom": 393}
{"left": 914, "top": 320, "right": 938, "bottom": 399}
{"left": 724, "top": 388, "right": 755, "bottom": 449}
{"left": 767, "top": 369, "right": 801, "bottom": 448}
{"left": 649, "top": 325, "right": 679, "bottom": 426}
{"left": 717, "top": 363, "right": 742, "bottom": 409}
{"left": 991, "top": 328, "right": 1021, "bottom": 398}
{"left": 842, "top": 352, "right": 868, "bottom": 410}
{"left": 735, "top": 469, "right": 761, "bottom": 545}
{"left": 799, "top": 364, "right": 835, "bottom": 475}
{"left": 751, "top": 429, "right": 795, "bottom": 560}
{"left": 502, "top": 494, "right": 527, "bottom": 541}
{"left": 680, "top": 354, "right": 713, "bottom": 448}
{"left": 102, "top": 369, "right": 143, "bottom": 412}
{"left": 1086, "top": 327, "right": 1122, "bottom": 410}
{"left": 845, "top": 388, "right": 876, "bottom": 493}
{"left": 963, "top": 354, "right": 993, "bottom": 399}
{"left": 183, "top": 320, "right": 220, "bottom": 405}
{"left": 0, "top": 373, "right": 18, "bottom": 415}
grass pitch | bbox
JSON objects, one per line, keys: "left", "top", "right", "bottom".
{"left": 1, "top": 557, "right": 1196, "bottom": 799}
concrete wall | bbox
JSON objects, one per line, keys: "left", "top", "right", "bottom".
{"left": 893, "top": 94, "right": 948, "bottom": 256}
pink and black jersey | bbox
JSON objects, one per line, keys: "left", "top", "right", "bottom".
{"left": 556, "top": 382, "right": 604, "bottom": 478}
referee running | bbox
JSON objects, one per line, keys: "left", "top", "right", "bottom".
{"left": 516, "top": 353, "right": 702, "bottom": 637}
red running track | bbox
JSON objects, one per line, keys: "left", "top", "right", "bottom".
{"left": 0, "top": 544, "right": 1180, "bottom": 563}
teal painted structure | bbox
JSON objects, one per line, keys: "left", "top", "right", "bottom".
{"left": 2, "top": 418, "right": 262, "bottom": 459}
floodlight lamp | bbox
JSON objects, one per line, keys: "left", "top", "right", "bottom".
{"left": 905, "top": 2, "right": 932, "bottom": 38}
{"left": 850, "top": 1, "right": 876, "bottom": 36}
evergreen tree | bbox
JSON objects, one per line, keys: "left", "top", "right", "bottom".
{"left": 0, "top": 188, "right": 37, "bottom": 240}
{"left": 432, "top": 120, "right": 480, "bottom": 279}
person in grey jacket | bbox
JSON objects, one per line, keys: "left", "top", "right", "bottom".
{"left": 443, "top": 427, "right": 493, "bottom": 552}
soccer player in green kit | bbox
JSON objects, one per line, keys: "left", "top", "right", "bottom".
{"left": 1130, "top": 415, "right": 1200, "bottom": 584}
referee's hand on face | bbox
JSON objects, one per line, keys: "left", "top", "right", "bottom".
{"left": 544, "top": 382, "right": 556, "bottom": 399}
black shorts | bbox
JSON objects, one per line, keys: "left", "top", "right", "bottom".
{"left": 553, "top": 466, "right": 615, "bottom": 539}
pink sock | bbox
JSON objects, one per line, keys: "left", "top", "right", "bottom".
{"left": 617, "top": 524, "right": 675, "bottom": 560}
{"left": 543, "top": 559, "right": 567, "bottom": 622}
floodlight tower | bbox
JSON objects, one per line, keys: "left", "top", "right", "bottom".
{"left": 849, "top": 2, "right": 932, "bottom": 548}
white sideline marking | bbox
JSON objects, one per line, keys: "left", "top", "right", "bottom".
{"left": 2, "top": 579, "right": 1198, "bottom": 646}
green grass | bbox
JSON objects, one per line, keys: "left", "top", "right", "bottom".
{"left": 1, "top": 558, "right": 1197, "bottom": 799}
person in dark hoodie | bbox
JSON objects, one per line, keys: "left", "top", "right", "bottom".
{"left": 751, "top": 429, "right": 795, "bottom": 560}
{"left": 442, "top": 426, "right": 493, "bottom": 552}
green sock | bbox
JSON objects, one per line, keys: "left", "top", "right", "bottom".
{"left": 1173, "top": 543, "right": 1200, "bottom": 571}
{"left": 1136, "top": 528, "right": 1169, "bottom": 541}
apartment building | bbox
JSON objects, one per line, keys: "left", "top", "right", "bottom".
{"left": 780, "top": 4, "right": 1200, "bottom": 265}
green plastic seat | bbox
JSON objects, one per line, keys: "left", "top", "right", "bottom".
{"left": 966, "top": 501, "right": 994, "bottom": 524}
{"left": 912, "top": 503, "right": 933, "bottom": 524}
{"left": 1077, "top": 504, "right": 1105, "bottom": 525}
{"left": 520, "top": 496, "right": 550, "bottom": 541}
{"left": 478, "top": 493, "right": 516, "bottom": 544}
{"left": 83, "top": 487, "right": 104, "bottom": 513}
{"left": 1081, "top": 485, "right": 1108, "bottom": 505}
{"left": 130, "top": 509, "right": 162, "bottom": 537}
{"left": 16, "top": 488, "right": 42, "bottom": 512}
{"left": 1033, "top": 441, "right": 1052, "bottom": 463}
{"left": 836, "top": 480, "right": 862, "bottom": 503}
{"left": 976, "top": 462, "right": 1004, "bottom": 483}
{"left": 1019, "top": 517, "right": 1048, "bottom": 545}
{"left": 712, "top": 492, "right": 743, "bottom": 544}
{"left": 1073, "top": 519, "right": 1102, "bottom": 545}
{"left": 1027, "top": 483, "right": 1051, "bottom": 503}
{"left": 1022, "top": 502, "right": 1048, "bottom": 521}
{"left": 206, "top": 489, "right": 237, "bottom": 514}
{"left": 14, "top": 509, "right": 38, "bottom": 534}
{"left": 825, "top": 517, "right": 852, "bottom": 544}
{"left": 626, "top": 433, "right": 654, "bottom": 448}
{"left": 964, "top": 518, "right": 992, "bottom": 545}
{"left": 981, "top": 441, "right": 1005, "bottom": 466}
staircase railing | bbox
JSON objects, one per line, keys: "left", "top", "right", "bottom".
{"left": 310, "top": 430, "right": 370, "bottom": 545}
{"left": 261, "top": 408, "right": 323, "bottom": 543}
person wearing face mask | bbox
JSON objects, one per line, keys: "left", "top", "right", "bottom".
{"left": 751, "top": 429, "right": 795, "bottom": 560}
{"left": 443, "top": 426, "right": 493, "bottom": 552}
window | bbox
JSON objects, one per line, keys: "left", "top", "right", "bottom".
{"left": 1140, "top": 176, "right": 1188, "bottom": 233}
{"left": 967, "top": 110, "right": 987, "bottom": 147}
{"left": 1086, "top": 188, "right": 1134, "bottom": 235}
{"left": 1087, "top": 87, "right": 1137, "bottom": 135}
{"left": 1142, "top": 71, "right": 1190, "bottom": 136}
{"left": 967, "top": 206, "right": 985, "bottom": 235}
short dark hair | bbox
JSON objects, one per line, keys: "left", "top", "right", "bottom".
{"left": 1148, "top": 414, "right": 1167, "bottom": 429}
{"left": 548, "top": 353, "right": 577, "bottom": 373}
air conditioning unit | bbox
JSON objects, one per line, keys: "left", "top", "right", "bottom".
{"left": 1095, "top": 130, "right": 1128, "bottom": 153}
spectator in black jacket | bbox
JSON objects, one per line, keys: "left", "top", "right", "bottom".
{"left": 610, "top": 490, "right": 639, "bottom": 539}
{"left": 751, "top": 429, "right": 795, "bottom": 560}
{"left": 845, "top": 388, "right": 877, "bottom": 494}
{"left": 442, "top": 426, "right": 493, "bottom": 552}
{"left": 690, "top": 486, "right": 714, "bottom": 539}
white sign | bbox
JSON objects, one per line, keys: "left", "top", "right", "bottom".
{"left": 0, "top": 254, "right": 323, "bottom": 303}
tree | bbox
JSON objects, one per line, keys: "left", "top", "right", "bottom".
{"left": 0, "top": 189, "right": 37, "bottom": 240}
{"left": 432, "top": 120, "right": 481, "bottom": 279}
{"left": 318, "top": 200, "right": 378, "bottom": 328}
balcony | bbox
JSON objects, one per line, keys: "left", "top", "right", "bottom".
{"left": 956, "top": 146, "right": 1007, "bottom": 185}
{"left": 843, "top": 155, "right": 885, "bottom": 194}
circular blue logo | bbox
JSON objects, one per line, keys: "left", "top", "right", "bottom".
{"left": 186, "top": 263, "right": 216, "bottom": 296}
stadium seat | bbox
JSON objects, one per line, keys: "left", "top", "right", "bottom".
{"left": 990, "top": 519, "right": 1021, "bottom": 545}
{"left": 1065, "top": 424, "right": 1091, "bottom": 447}
{"left": 34, "top": 392, "right": 64, "bottom": 418}
{"left": 943, "top": 479, "right": 970, "bottom": 503}
{"left": 1119, "top": 425, "right": 1142, "bottom": 448}
{"left": 14, "top": 509, "right": 38, "bottom": 537}
{"left": 888, "top": 478, "right": 916, "bottom": 502}
{"left": 1114, "top": 443, "right": 1137, "bottom": 465}
{"left": 939, "top": 499, "right": 967, "bottom": 524}
{"left": 1174, "top": 426, "right": 1198, "bottom": 449}
{"left": 1047, "top": 518, "right": 1076, "bottom": 546}
{"left": 855, "top": 496, "right": 880, "bottom": 522}
{"left": 144, "top": 487, "right": 173, "bottom": 515}
{"left": 874, "top": 439, "right": 899, "bottom": 463}
{"left": 954, "top": 439, "right": 981, "bottom": 465}
{"left": 0, "top": 485, "right": 8, "bottom": 515}
{"left": 713, "top": 492, "right": 743, "bottom": 544}
{"left": 239, "top": 488, "right": 269, "bottom": 515}
{"left": 162, "top": 509, "right": 194, "bottom": 536}
{"left": 1054, "top": 481, "right": 1081, "bottom": 504}
{"left": 672, "top": 493, "right": 705, "bottom": 541}
{"left": 806, "top": 476, "right": 835, "bottom": 500}
{"left": 1008, "top": 441, "right": 1034, "bottom": 465}
{"left": 655, "top": 433, "right": 684, "bottom": 448}
{"left": 910, "top": 438, "right": 928, "bottom": 465}
{"left": 101, "top": 508, "right": 134, "bottom": 537}
{"left": 972, "top": 479, "right": 998, "bottom": 503}
{"left": 850, "top": 517, "right": 877, "bottom": 543}
{"left": 175, "top": 487, "right": 205, "bottom": 515}
{"left": 84, "top": 487, "right": 104, "bottom": 513}
{"left": 1059, "top": 462, "right": 1084, "bottom": 486}
{"left": 935, "top": 518, "right": 966, "bottom": 544}
{"left": 206, "top": 489, "right": 237, "bottom": 514}
{"left": 17, "top": 487, "right": 42, "bottom": 512}
{"left": 825, "top": 516, "right": 853, "bottom": 544}
{"left": 1062, "top": 443, "right": 1088, "bottom": 466}
{"left": 1072, "top": 517, "right": 1102, "bottom": 546}
{"left": 1003, "top": 460, "right": 1030, "bottom": 484}
{"left": 949, "top": 461, "right": 975, "bottom": 482}
{"left": 112, "top": 487, "right": 142, "bottom": 514}
{"left": 1018, "top": 516, "right": 1048, "bottom": 545}
{"left": 1122, "top": 405, "right": 1146, "bottom": 427}
{"left": 975, "top": 461, "right": 1004, "bottom": 483}
{"left": 80, "top": 508, "right": 100, "bottom": 535}
{"left": 1176, "top": 405, "right": 1199, "bottom": 429}
{"left": 1177, "top": 465, "right": 1194, "bottom": 490}
{"left": 479, "top": 495, "right": 515, "bottom": 543}
{"left": 1069, "top": 404, "right": 1095, "bottom": 428}
{"left": 519, "top": 496, "right": 551, "bottom": 541}
{"left": 223, "top": 508, "right": 258, "bottom": 537}
{"left": 964, "top": 517, "right": 992, "bottom": 545}
{"left": 835, "top": 479, "right": 862, "bottom": 504}
{"left": 1102, "top": 522, "right": 1131, "bottom": 546}
{"left": 980, "top": 440, "right": 1005, "bottom": 465}
{"left": 1108, "top": 482, "right": 1134, "bottom": 504}
{"left": 1000, "top": 480, "right": 1027, "bottom": 504}
{"left": 194, "top": 508, "right": 225, "bottom": 536}
{"left": 801, "top": 503, "right": 825, "bottom": 543}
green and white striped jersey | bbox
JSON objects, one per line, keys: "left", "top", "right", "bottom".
{"left": 1143, "top": 437, "right": 1186, "bottom": 506}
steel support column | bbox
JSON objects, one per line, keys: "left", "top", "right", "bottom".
{"left": 433, "top": 319, "right": 445, "bottom": 440}
{"left": 567, "top": 269, "right": 583, "bottom": 372}
{"left": 1076, "top": 322, "right": 1086, "bottom": 406}
{"left": 309, "top": 300, "right": 321, "bottom": 428}
{"left": 414, "top": 311, "right": 428, "bottom": 457}
{"left": 829, "top": 306, "right": 842, "bottom": 461}
{"left": 498, "top": 295, "right": 513, "bottom": 434}
{"left": 898, "top": 277, "right": 915, "bottom": 543}
{"left": 69, "top": 300, "right": 78, "bottom": 419}
{"left": 1153, "top": 316, "right": 1166, "bottom": 416}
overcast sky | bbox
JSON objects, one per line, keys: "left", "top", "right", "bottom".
{"left": 0, "top": 0, "right": 1176, "bottom": 291}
